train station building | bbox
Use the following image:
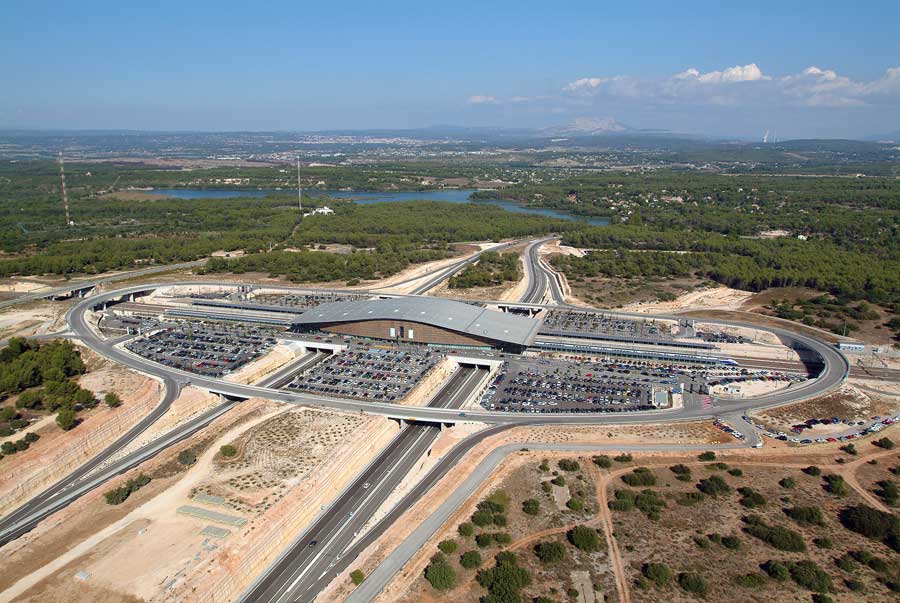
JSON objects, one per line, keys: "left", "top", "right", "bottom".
{"left": 290, "top": 296, "right": 540, "bottom": 352}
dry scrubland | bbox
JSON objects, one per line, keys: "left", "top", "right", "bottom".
{"left": 388, "top": 425, "right": 900, "bottom": 603}
{"left": 396, "top": 458, "right": 611, "bottom": 603}
{"left": 0, "top": 403, "right": 396, "bottom": 603}
{"left": 0, "top": 350, "right": 159, "bottom": 515}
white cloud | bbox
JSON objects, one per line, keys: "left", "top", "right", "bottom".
{"left": 559, "top": 64, "right": 900, "bottom": 107}
{"left": 691, "top": 63, "right": 770, "bottom": 84}
{"left": 466, "top": 95, "right": 498, "bottom": 105}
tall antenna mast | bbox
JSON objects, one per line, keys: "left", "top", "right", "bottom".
{"left": 58, "top": 151, "right": 72, "bottom": 227}
{"left": 296, "top": 156, "right": 302, "bottom": 212}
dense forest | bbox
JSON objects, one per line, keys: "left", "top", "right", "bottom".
{"left": 203, "top": 202, "right": 566, "bottom": 283}
{"left": 449, "top": 251, "right": 521, "bottom": 289}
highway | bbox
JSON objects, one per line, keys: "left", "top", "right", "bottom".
{"left": 0, "top": 260, "right": 206, "bottom": 310}
{"left": 240, "top": 365, "right": 489, "bottom": 603}
{"left": 519, "top": 237, "right": 555, "bottom": 304}
{"left": 0, "top": 347, "right": 321, "bottom": 545}
{"left": 0, "top": 247, "right": 854, "bottom": 600}
{"left": 65, "top": 283, "right": 850, "bottom": 426}
{"left": 408, "top": 240, "right": 523, "bottom": 295}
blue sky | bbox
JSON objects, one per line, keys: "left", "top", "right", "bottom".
{"left": 2, "top": 1, "right": 898, "bottom": 138}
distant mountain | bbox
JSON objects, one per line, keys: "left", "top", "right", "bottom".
{"left": 541, "top": 117, "right": 632, "bottom": 136}
{"left": 864, "top": 131, "right": 900, "bottom": 143}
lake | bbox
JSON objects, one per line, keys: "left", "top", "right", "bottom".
{"left": 149, "top": 188, "right": 610, "bottom": 226}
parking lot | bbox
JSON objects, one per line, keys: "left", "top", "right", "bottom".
{"left": 482, "top": 358, "right": 666, "bottom": 413}
{"left": 539, "top": 309, "right": 674, "bottom": 343}
{"left": 126, "top": 321, "right": 277, "bottom": 377}
{"left": 251, "top": 292, "right": 367, "bottom": 310}
{"left": 285, "top": 344, "right": 439, "bottom": 402}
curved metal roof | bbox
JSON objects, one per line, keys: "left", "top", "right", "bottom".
{"left": 292, "top": 297, "right": 540, "bottom": 346}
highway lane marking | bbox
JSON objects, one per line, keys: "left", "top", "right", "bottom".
{"left": 271, "top": 426, "right": 438, "bottom": 603}
{"left": 269, "top": 369, "right": 485, "bottom": 599}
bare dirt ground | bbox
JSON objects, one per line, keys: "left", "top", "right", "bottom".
{"left": 394, "top": 457, "right": 609, "bottom": 603}
{"left": 323, "top": 420, "right": 732, "bottom": 603}
{"left": 751, "top": 380, "right": 900, "bottom": 432}
{"left": 621, "top": 285, "right": 754, "bottom": 314}
{"left": 0, "top": 353, "right": 159, "bottom": 514}
{"left": 0, "top": 399, "right": 274, "bottom": 600}
{"left": 429, "top": 245, "right": 527, "bottom": 303}
{"left": 2, "top": 403, "right": 397, "bottom": 603}
{"left": 0, "top": 302, "right": 69, "bottom": 340}
{"left": 383, "top": 423, "right": 900, "bottom": 603}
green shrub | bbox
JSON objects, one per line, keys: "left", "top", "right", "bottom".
{"left": 875, "top": 480, "right": 899, "bottom": 506}
{"left": 566, "top": 498, "right": 584, "bottom": 511}
{"left": 840, "top": 443, "right": 858, "bottom": 455}
{"left": 23, "top": 431, "right": 39, "bottom": 443}
{"left": 476, "top": 552, "right": 532, "bottom": 601}
{"left": 813, "top": 537, "right": 833, "bottom": 549}
{"left": 459, "top": 550, "right": 482, "bottom": 569}
{"left": 823, "top": 474, "right": 849, "bottom": 497}
{"left": 56, "top": 408, "right": 77, "bottom": 431}
{"left": 697, "top": 475, "right": 731, "bottom": 496}
{"left": 811, "top": 594, "right": 833, "bottom": 603}
{"left": 103, "top": 473, "right": 151, "bottom": 505}
{"left": 613, "top": 454, "right": 632, "bottom": 463}
{"left": 219, "top": 444, "right": 237, "bottom": 457}
{"left": 721, "top": 535, "right": 742, "bottom": 550}
{"left": 522, "top": 498, "right": 540, "bottom": 515}
{"left": 425, "top": 555, "right": 456, "bottom": 590}
{"left": 803, "top": 466, "right": 822, "bottom": 476}
{"left": 558, "top": 459, "right": 580, "bottom": 472}
{"left": 642, "top": 562, "right": 672, "bottom": 587}
{"left": 592, "top": 455, "right": 612, "bottom": 469}
{"left": 677, "top": 491, "right": 704, "bottom": 506}
{"left": 493, "top": 514, "right": 508, "bottom": 527}
{"left": 742, "top": 515, "right": 806, "bottom": 552}
{"left": 177, "top": 449, "right": 197, "bottom": 466}
{"left": 733, "top": 572, "right": 766, "bottom": 588}
{"left": 788, "top": 560, "right": 832, "bottom": 593}
{"left": 438, "top": 540, "right": 458, "bottom": 555}
{"left": 567, "top": 525, "right": 602, "bottom": 552}
{"left": 761, "top": 559, "right": 790, "bottom": 581}
{"left": 534, "top": 541, "right": 566, "bottom": 564}
{"left": 677, "top": 572, "right": 708, "bottom": 595}
{"left": 785, "top": 505, "right": 825, "bottom": 526}
{"left": 476, "top": 533, "right": 493, "bottom": 548}
{"left": 539, "top": 460, "right": 550, "bottom": 471}
{"left": 551, "top": 475, "right": 566, "bottom": 487}
{"left": 458, "top": 522, "right": 474, "bottom": 538}
{"left": 728, "top": 468, "right": 744, "bottom": 477}
{"left": 472, "top": 509, "right": 493, "bottom": 527}
{"left": 104, "top": 392, "right": 122, "bottom": 408}
{"left": 844, "top": 578, "right": 865, "bottom": 592}
{"left": 698, "top": 451, "right": 716, "bottom": 461}
{"left": 621, "top": 467, "right": 656, "bottom": 487}
{"left": 780, "top": 477, "right": 797, "bottom": 489}
{"left": 874, "top": 437, "right": 895, "bottom": 450}
{"left": 838, "top": 505, "right": 900, "bottom": 547}
{"left": 738, "top": 487, "right": 767, "bottom": 508}
{"left": 349, "top": 569, "right": 365, "bottom": 585}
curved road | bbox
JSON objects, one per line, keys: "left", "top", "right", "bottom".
{"left": 0, "top": 253, "right": 851, "bottom": 599}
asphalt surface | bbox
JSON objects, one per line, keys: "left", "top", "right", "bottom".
{"left": 0, "top": 245, "right": 854, "bottom": 598}
{"left": 0, "top": 374, "right": 182, "bottom": 546}
{"left": 519, "top": 237, "right": 554, "bottom": 304}
{"left": 0, "top": 260, "right": 206, "bottom": 310}
{"left": 240, "top": 365, "right": 489, "bottom": 603}
{"left": 66, "top": 283, "right": 850, "bottom": 426}
{"left": 408, "top": 240, "right": 522, "bottom": 295}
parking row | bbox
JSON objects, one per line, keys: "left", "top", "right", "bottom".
{"left": 284, "top": 345, "right": 438, "bottom": 402}
{"left": 126, "top": 321, "right": 277, "bottom": 377}
{"left": 539, "top": 309, "right": 670, "bottom": 339}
